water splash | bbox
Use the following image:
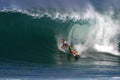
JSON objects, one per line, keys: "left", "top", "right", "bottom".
{"left": 68, "top": 5, "right": 120, "bottom": 56}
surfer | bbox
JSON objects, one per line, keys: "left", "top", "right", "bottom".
{"left": 61, "top": 38, "right": 79, "bottom": 57}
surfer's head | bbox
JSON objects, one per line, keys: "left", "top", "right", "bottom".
{"left": 61, "top": 38, "right": 65, "bottom": 43}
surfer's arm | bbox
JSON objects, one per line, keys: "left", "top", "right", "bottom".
{"left": 61, "top": 44, "right": 65, "bottom": 48}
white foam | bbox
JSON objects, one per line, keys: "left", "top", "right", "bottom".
{"left": 68, "top": 5, "right": 120, "bottom": 56}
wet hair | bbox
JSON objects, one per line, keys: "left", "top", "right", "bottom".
{"left": 62, "top": 38, "right": 65, "bottom": 41}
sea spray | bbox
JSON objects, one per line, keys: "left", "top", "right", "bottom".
{"left": 67, "top": 6, "right": 120, "bottom": 56}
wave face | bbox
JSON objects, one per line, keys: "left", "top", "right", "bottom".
{"left": 0, "top": 7, "right": 120, "bottom": 66}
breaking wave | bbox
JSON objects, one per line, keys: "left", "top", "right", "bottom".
{"left": 0, "top": 6, "right": 120, "bottom": 65}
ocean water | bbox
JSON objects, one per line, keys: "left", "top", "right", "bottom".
{"left": 0, "top": 6, "right": 120, "bottom": 80}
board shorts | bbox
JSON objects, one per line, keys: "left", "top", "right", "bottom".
{"left": 69, "top": 46, "right": 74, "bottom": 51}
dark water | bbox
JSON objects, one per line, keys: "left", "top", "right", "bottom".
{"left": 0, "top": 9, "right": 120, "bottom": 79}
{"left": 0, "top": 11, "right": 56, "bottom": 64}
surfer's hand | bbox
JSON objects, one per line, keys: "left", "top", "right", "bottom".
{"left": 61, "top": 46, "right": 63, "bottom": 48}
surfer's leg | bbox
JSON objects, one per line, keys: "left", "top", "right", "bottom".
{"left": 68, "top": 46, "right": 78, "bottom": 56}
{"left": 70, "top": 50, "right": 78, "bottom": 56}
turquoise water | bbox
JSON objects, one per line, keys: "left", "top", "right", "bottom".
{"left": 0, "top": 9, "right": 120, "bottom": 79}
